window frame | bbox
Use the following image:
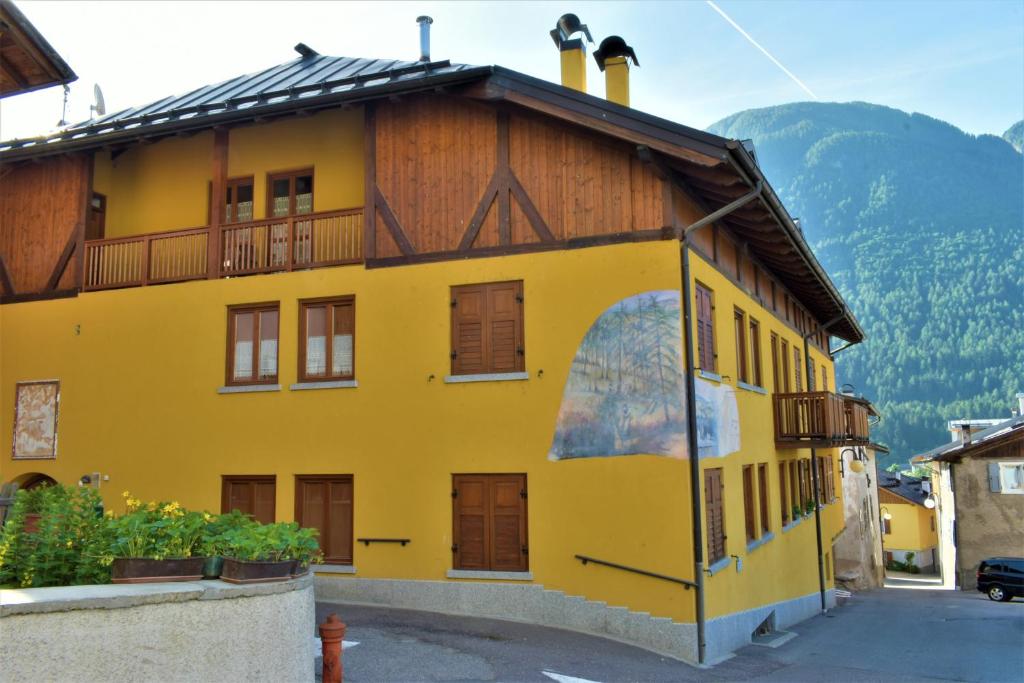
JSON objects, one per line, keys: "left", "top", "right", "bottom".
{"left": 297, "top": 295, "right": 356, "bottom": 383}
{"left": 998, "top": 463, "right": 1024, "bottom": 494}
{"left": 758, "top": 463, "right": 770, "bottom": 535}
{"left": 749, "top": 317, "right": 763, "bottom": 388}
{"left": 452, "top": 473, "right": 529, "bottom": 572}
{"left": 295, "top": 474, "right": 354, "bottom": 565}
{"left": 780, "top": 338, "right": 791, "bottom": 392}
{"left": 742, "top": 464, "right": 756, "bottom": 542}
{"left": 734, "top": 308, "right": 748, "bottom": 384}
{"left": 225, "top": 302, "right": 280, "bottom": 386}
{"left": 450, "top": 280, "right": 525, "bottom": 377}
{"left": 695, "top": 282, "right": 717, "bottom": 373}
{"left": 779, "top": 461, "right": 789, "bottom": 525}
{"left": 705, "top": 467, "right": 726, "bottom": 564}
{"left": 266, "top": 167, "right": 315, "bottom": 218}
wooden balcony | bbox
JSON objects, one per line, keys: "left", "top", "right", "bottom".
{"left": 773, "top": 391, "right": 873, "bottom": 448}
{"left": 83, "top": 208, "right": 363, "bottom": 291}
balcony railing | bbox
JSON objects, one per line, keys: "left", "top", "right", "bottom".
{"left": 773, "top": 391, "right": 872, "bottom": 448}
{"left": 83, "top": 208, "right": 362, "bottom": 291}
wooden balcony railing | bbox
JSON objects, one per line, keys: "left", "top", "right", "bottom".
{"left": 773, "top": 391, "right": 872, "bottom": 448}
{"left": 83, "top": 208, "right": 362, "bottom": 291}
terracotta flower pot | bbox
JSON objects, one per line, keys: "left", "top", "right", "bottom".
{"left": 220, "top": 558, "right": 292, "bottom": 584}
{"left": 23, "top": 513, "right": 42, "bottom": 534}
{"left": 112, "top": 557, "right": 205, "bottom": 584}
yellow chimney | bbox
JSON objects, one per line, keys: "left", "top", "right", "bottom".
{"left": 551, "top": 14, "right": 593, "bottom": 93}
{"left": 594, "top": 36, "right": 639, "bottom": 108}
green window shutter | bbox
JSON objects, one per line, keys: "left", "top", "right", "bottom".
{"left": 988, "top": 463, "right": 1002, "bottom": 493}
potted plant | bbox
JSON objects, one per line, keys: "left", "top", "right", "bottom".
{"left": 804, "top": 500, "right": 816, "bottom": 516}
{"left": 20, "top": 485, "right": 50, "bottom": 534}
{"left": 791, "top": 505, "right": 802, "bottom": 522}
{"left": 283, "top": 524, "right": 321, "bottom": 577}
{"left": 220, "top": 522, "right": 303, "bottom": 584}
{"left": 108, "top": 494, "right": 206, "bottom": 584}
{"left": 198, "top": 511, "right": 252, "bottom": 579}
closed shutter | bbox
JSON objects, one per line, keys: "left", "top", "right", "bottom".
{"left": 742, "top": 465, "right": 756, "bottom": 542}
{"left": 781, "top": 339, "right": 791, "bottom": 392}
{"left": 451, "top": 282, "right": 524, "bottom": 375}
{"left": 789, "top": 460, "right": 799, "bottom": 513}
{"left": 821, "top": 364, "right": 828, "bottom": 391}
{"left": 779, "top": 462, "right": 789, "bottom": 524}
{"left": 704, "top": 468, "right": 726, "bottom": 563}
{"left": 988, "top": 463, "right": 1002, "bottom": 492}
{"left": 695, "top": 284, "right": 715, "bottom": 372}
{"left": 296, "top": 476, "right": 353, "bottom": 565}
{"left": 487, "top": 282, "right": 524, "bottom": 374}
{"left": 452, "top": 474, "right": 527, "bottom": 571}
{"left": 793, "top": 348, "right": 802, "bottom": 391}
{"left": 452, "top": 286, "right": 487, "bottom": 375}
{"left": 758, "top": 463, "right": 770, "bottom": 534}
{"left": 222, "top": 476, "right": 276, "bottom": 524}
{"left": 808, "top": 362, "right": 816, "bottom": 391}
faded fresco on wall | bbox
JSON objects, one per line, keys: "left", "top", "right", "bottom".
{"left": 695, "top": 378, "right": 740, "bottom": 458}
{"left": 549, "top": 291, "right": 688, "bottom": 460}
{"left": 12, "top": 380, "right": 60, "bottom": 460}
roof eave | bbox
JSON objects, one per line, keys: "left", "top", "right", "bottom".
{"left": 0, "top": 0, "right": 77, "bottom": 97}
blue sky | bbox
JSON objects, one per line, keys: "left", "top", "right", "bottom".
{"left": 2, "top": 1, "right": 1021, "bottom": 140}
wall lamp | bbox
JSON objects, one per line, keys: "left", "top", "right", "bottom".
{"left": 840, "top": 446, "right": 868, "bottom": 476}
{"left": 880, "top": 506, "right": 892, "bottom": 521}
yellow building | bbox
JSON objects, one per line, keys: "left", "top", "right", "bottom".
{"left": 0, "top": 20, "right": 874, "bottom": 664}
{"left": 878, "top": 472, "right": 938, "bottom": 573}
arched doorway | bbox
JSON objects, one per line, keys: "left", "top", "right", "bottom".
{"left": 13, "top": 472, "right": 57, "bottom": 490}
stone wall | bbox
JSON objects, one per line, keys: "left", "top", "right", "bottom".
{"left": 0, "top": 575, "right": 314, "bottom": 682}
{"left": 953, "top": 447, "right": 1024, "bottom": 590}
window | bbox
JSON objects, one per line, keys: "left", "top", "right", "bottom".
{"left": 992, "top": 463, "right": 1024, "bottom": 494}
{"left": 821, "top": 364, "right": 828, "bottom": 391}
{"left": 742, "top": 465, "right": 756, "bottom": 542}
{"left": 758, "top": 463, "right": 770, "bottom": 534}
{"left": 793, "top": 347, "right": 803, "bottom": 391}
{"left": 452, "top": 474, "right": 528, "bottom": 571}
{"left": 882, "top": 517, "right": 892, "bottom": 535}
{"left": 86, "top": 192, "right": 106, "bottom": 240}
{"left": 734, "top": 309, "right": 748, "bottom": 384}
{"left": 770, "top": 333, "right": 781, "bottom": 393}
{"left": 789, "top": 460, "right": 799, "bottom": 516}
{"left": 808, "top": 361, "right": 816, "bottom": 391}
{"left": 224, "top": 177, "right": 254, "bottom": 224}
{"left": 299, "top": 297, "right": 355, "bottom": 382}
{"left": 221, "top": 475, "right": 275, "bottom": 524}
{"left": 780, "top": 338, "right": 791, "bottom": 392}
{"left": 268, "top": 168, "right": 314, "bottom": 217}
{"left": 451, "top": 281, "right": 524, "bottom": 376}
{"left": 695, "top": 283, "right": 716, "bottom": 372}
{"left": 705, "top": 467, "right": 726, "bottom": 563}
{"left": 296, "top": 475, "right": 353, "bottom": 565}
{"left": 779, "top": 462, "right": 789, "bottom": 525}
{"left": 749, "top": 318, "right": 763, "bottom": 387}
{"left": 930, "top": 516, "right": 935, "bottom": 532}
{"left": 227, "top": 304, "right": 279, "bottom": 385}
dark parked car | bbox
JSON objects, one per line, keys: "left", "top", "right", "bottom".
{"left": 977, "top": 557, "right": 1024, "bottom": 602}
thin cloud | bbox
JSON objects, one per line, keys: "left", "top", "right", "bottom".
{"left": 705, "top": 1, "right": 819, "bottom": 101}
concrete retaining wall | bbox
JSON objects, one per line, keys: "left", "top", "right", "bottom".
{"left": 0, "top": 574, "right": 314, "bottom": 682}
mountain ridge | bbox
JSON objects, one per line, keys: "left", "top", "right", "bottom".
{"left": 708, "top": 102, "right": 1023, "bottom": 465}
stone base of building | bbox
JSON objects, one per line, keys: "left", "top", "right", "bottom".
{"left": 315, "top": 576, "right": 836, "bottom": 665}
{"left": 315, "top": 575, "right": 699, "bottom": 663}
{"left": 703, "top": 588, "right": 835, "bottom": 663}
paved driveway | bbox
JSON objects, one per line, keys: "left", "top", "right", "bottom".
{"left": 316, "top": 584, "right": 1024, "bottom": 682}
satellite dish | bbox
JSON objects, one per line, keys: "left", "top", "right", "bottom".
{"left": 91, "top": 84, "right": 106, "bottom": 119}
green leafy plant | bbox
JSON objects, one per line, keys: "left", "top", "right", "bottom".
{"left": 791, "top": 505, "right": 802, "bottom": 521}
{"left": 106, "top": 495, "right": 205, "bottom": 560}
{"left": 199, "top": 510, "right": 253, "bottom": 557}
{"left": 0, "top": 485, "right": 111, "bottom": 588}
{"left": 804, "top": 500, "right": 816, "bottom": 515}
{"left": 221, "top": 521, "right": 320, "bottom": 563}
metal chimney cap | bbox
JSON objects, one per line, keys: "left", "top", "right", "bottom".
{"left": 416, "top": 15, "right": 433, "bottom": 24}
{"left": 294, "top": 43, "right": 319, "bottom": 59}
{"left": 593, "top": 35, "right": 639, "bottom": 70}
{"left": 550, "top": 13, "right": 594, "bottom": 48}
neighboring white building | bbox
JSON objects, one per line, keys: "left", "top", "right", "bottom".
{"left": 832, "top": 444, "right": 886, "bottom": 589}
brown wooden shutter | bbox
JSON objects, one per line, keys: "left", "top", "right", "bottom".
{"left": 808, "top": 362, "right": 816, "bottom": 391}
{"left": 489, "top": 474, "right": 527, "bottom": 571}
{"left": 790, "top": 460, "right": 799, "bottom": 512}
{"left": 734, "top": 309, "right": 748, "bottom": 384}
{"left": 453, "top": 474, "right": 527, "bottom": 571}
{"left": 758, "top": 463, "right": 770, "bottom": 534}
{"left": 781, "top": 339, "right": 791, "bottom": 392}
{"left": 742, "top": 465, "right": 756, "bottom": 542}
{"left": 793, "top": 347, "right": 803, "bottom": 391}
{"left": 779, "top": 462, "right": 789, "bottom": 524}
{"left": 770, "top": 333, "right": 780, "bottom": 393}
{"left": 296, "top": 476, "right": 353, "bottom": 565}
{"left": 487, "top": 282, "right": 524, "bottom": 374}
{"left": 452, "top": 286, "right": 487, "bottom": 375}
{"left": 696, "top": 284, "right": 715, "bottom": 372}
{"left": 704, "top": 468, "right": 726, "bottom": 563}
{"left": 222, "top": 476, "right": 276, "bottom": 524}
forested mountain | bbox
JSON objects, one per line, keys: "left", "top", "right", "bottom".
{"left": 708, "top": 103, "right": 1023, "bottom": 466}
{"left": 1005, "top": 120, "right": 1023, "bottom": 152}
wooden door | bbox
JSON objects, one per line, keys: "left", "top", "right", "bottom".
{"left": 221, "top": 475, "right": 275, "bottom": 524}
{"left": 86, "top": 192, "right": 106, "bottom": 240}
{"left": 295, "top": 475, "right": 353, "bottom": 565}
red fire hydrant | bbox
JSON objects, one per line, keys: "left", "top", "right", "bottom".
{"left": 319, "top": 613, "right": 347, "bottom": 683}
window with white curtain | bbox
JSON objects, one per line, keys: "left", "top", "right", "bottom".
{"left": 228, "top": 304, "right": 279, "bottom": 385}
{"left": 300, "top": 297, "right": 354, "bottom": 381}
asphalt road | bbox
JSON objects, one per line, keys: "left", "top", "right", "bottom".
{"left": 315, "top": 583, "right": 1024, "bottom": 682}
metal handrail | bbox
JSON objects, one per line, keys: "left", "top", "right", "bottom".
{"left": 574, "top": 554, "right": 696, "bottom": 589}
{"left": 357, "top": 538, "right": 411, "bottom": 547}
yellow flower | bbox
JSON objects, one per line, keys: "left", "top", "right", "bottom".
{"left": 122, "top": 490, "right": 130, "bottom": 498}
{"left": 145, "top": 501, "right": 157, "bottom": 512}
{"left": 66, "top": 540, "right": 73, "bottom": 548}
{"left": 105, "top": 510, "right": 115, "bottom": 518}
{"left": 202, "top": 512, "right": 212, "bottom": 522}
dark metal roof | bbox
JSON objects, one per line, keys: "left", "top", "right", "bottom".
{"left": 914, "top": 416, "right": 1024, "bottom": 463}
{"left": 0, "top": 48, "right": 863, "bottom": 342}
{"left": 0, "top": 0, "right": 77, "bottom": 98}
{"left": 878, "top": 472, "right": 930, "bottom": 506}
{"left": 0, "top": 52, "right": 482, "bottom": 153}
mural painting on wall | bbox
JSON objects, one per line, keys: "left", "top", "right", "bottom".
{"left": 12, "top": 380, "right": 60, "bottom": 460}
{"left": 548, "top": 291, "right": 741, "bottom": 461}
{"left": 695, "top": 378, "right": 740, "bottom": 458}
{"left": 549, "top": 290, "right": 687, "bottom": 460}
